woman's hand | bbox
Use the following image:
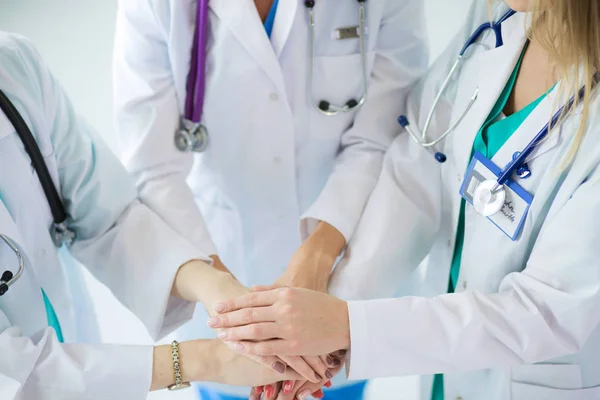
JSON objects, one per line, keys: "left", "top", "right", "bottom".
{"left": 209, "top": 287, "right": 351, "bottom": 357}
{"left": 151, "top": 340, "right": 301, "bottom": 390}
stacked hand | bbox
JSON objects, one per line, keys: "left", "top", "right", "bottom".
{"left": 205, "top": 222, "right": 349, "bottom": 399}
{"left": 209, "top": 233, "right": 350, "bottom": 398}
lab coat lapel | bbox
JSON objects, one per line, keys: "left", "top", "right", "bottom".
{"left": 0, "top": 202, "right": 48, "bottom": 337}
{"left": 451, "top": 13, "right": 528, "bottom": 175}
{"left": 209, "top": 0, "right": 286, "bottom": 92}
{"left": 270, "top": 0, "right": 298, "bottom": 57}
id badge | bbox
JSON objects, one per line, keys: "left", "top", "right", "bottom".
{"left": 459, "top": 152, "right": 533, "bottom": 241}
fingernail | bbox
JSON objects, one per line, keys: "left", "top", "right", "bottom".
{"left": 314, "top": 389, "right": 325, "bottom": 398}
{"left": 333, "top": 358, "right": 341, "bottom": 366}
{"left": 207, "top": 317, "right": 218, "bottom": 327}
{"left": 298, "top": 389, "right": 312, "bottom": 400}
{"left": 283, "top": 380, "right": 293, "bottom": 393}
{"left": 214, "top": 303, "right": 226, "bottom": 313}
{"left": 265, "top": 385, "right": 274, "bottom": 398}
{"left": 273, "top": 361, "right": 286, "bottom": 373}
{"left": 217, "top": 330, "right": 227, "bottom": 339}
{"left": 325, "top": 370, "right": 333, "bottom": 380}
{"left": 337, "top": 349, "right": 347, "bottom": 356}
{"left": 326, "top": 356, "right": 334, "bottom": 366}
{"left": 256, "top": 386, "right": 264, "bottom": 394}
{"left": 324, "top": 380, "right": 332, "bottom": 388}
{"left": 232, "top": 342, "right": 244, "bottom": 351}
{"left": 315, "top": 372, "right": 322, "bottom": 381}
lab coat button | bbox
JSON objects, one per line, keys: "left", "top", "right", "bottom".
{"left": 270, "top": 93, "right": 279, "bottom": 101}
{"left": 457, "top": 174, "right": 462, "bottom": 182}
{"left": 447, "top": 239, "right": 452, "bottom": 247}
{"left": 462, "top": 281, "right": 467, "bottom": 290}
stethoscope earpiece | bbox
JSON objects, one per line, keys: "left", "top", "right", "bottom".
{"left": 304, "top": 0, "right": 315, "bottom": 8}
{"left": 1, "top": 271, "right": 13, "bottom": 282}
{"left": 346, "top": 99, "right": 359, "bottom": 108}
{"left": 0, "top": 271, "right": 12, "bottom": 296}
{"left": 435, "top": 152, "right": 447, "bottom": 163}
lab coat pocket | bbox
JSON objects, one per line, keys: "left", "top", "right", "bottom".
{"left": 511, "top": 383, "right": 600, "bottom": 400}
{"left": 309, "top": 51, "right": 375, "bottom": 139}
{"left": 510, "top": 364, "right": 594, "bottom": 399}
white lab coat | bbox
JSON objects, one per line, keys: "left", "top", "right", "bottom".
{"left": 0, "top": 33, "right": 209, "bottom": 399}
{"left": 113, "top": 0, "right": 427, "bottom": 394}
{"left": 329, "top": 2, "right": 600, "bottom": 399}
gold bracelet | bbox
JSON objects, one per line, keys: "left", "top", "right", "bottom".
{"left": 167, "top": 340, "right": 191, "bottom": 391}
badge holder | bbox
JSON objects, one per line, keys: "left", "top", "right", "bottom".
{"left": 459, "top": 152, "right": 533, "bottom": 241}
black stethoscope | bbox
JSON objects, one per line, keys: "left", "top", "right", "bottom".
{"left": 0, "top": 89, "right": 75, "bottom": 296}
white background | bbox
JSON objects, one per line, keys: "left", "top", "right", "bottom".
{"left": 0, "top": 1, "right": 472, "bottom": 399}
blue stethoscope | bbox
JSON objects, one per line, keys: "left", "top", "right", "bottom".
{"left": 398, "top": 9, "right": 597, "bottom": 217}
{"left": 397, "top": 9, "right": 517, "bottom": 164}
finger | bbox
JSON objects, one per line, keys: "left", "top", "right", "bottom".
{"left": 228, "top": 339, "right": 295, "bottom": 357}
{"left": 328, "top": 355, "right": 342, "bottom": 368}
{"left": 208, "top": 307, "right": 274, "bottom": 328}
{"left": 303, "top": 356, "right": 332, "bottom": 382}
{"left": 249, "top": 386, "right": 262, "bottom": 400}
{"left": 321, "top": 354, "right": 338, "bottom": 368}
{"left": 214, "top": 290, "right": 280, "bottom": 314}
{"left": 279, "top": 356, "right": 320, "bottom": 383}
{"left": 292, "top": 381, "right": 324, "bottom": 400}
{"left": 223, "top": 343, "right": 287, "bottom": 375}
{"left": 252, "top": 284, "right": 283, "bottom": 292}
{"left": 218, "top": 322, "right": 281, "bottom": 342}
{"left": 276, "top": 380, "right": 302, "bottom": 400}
{"left": 282, "top": 380, "right": 295, "bottom": 394}
{"left": 331, "top": 349, "right": 347, "bottom": 358}
{"left": 324, "top": 380, "right": 332, "bottom": 388}
{"left": 264, "top": 384, "right": 274, "bottom": 399}
{"left": 265, "top": 382, "right": 282, "bottom": 400}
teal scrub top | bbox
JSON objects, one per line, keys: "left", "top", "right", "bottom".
{"left": 42, "top": 289, "right": 64, "bottom": 342}
{"left": 431, "top": 43, "right": 551, "bottom": 400}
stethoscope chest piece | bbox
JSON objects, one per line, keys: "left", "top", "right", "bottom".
{"left": 473, "top": 179, "right": 505, "bottom": 217}
{"left": 175, "top": 119, "right": 209, "bottom": 153}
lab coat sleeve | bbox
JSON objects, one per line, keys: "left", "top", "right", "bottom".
{"left": 112, "top": 0, "right": 218, "bottom": 257}
{"left": 0, "top": 35, "right": 205, "bottom": 400}
{"left": 328, "top": 0, "right": 493, "bottom": 301}
{"left": 327, "top": 132, "right": 442, "bottom": 301}
{"left": 0, "top": 322, "right": 152, "bottom": 400}
{"left": 23, "top": 36, "right": 210, "bottom": 340}
{"left": 344, "top": 164, "right": 600, "bottom": 380}
{"left": 300, "top": 0, "right": 429, "bottom": 242}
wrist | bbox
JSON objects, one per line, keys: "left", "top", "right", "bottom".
{"left": 181, "top": 340, "right": 220, "bottom": 382}
{"left": 337, "top": 300, "right": 351, "bottom": 350}
{"left": 305, "top": 221, "right": 346, "bottom": 266}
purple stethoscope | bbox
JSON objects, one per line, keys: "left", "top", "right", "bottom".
{"left": 174, "top": 0, "right": 370, "bottom": 152}
{"left": 174, "top": 0, "right": 211, "bottom": 152}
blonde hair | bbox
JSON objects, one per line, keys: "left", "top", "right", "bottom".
{"left": 491, "top": 0, "right": 599, "bottom": 166}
